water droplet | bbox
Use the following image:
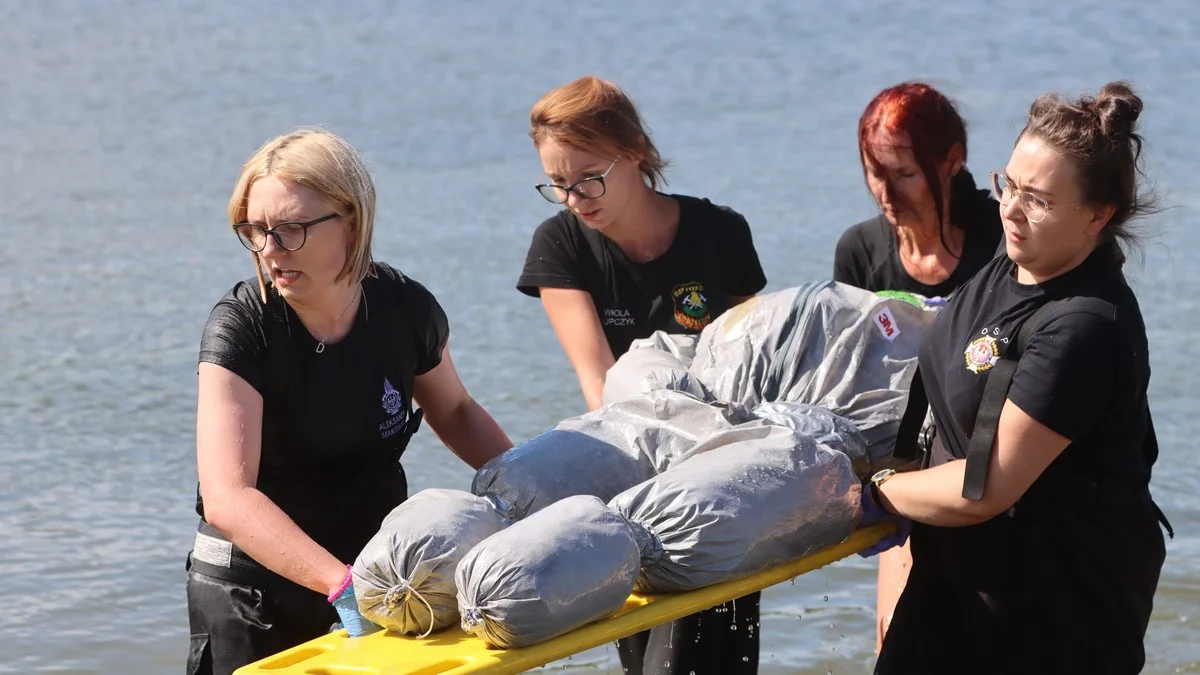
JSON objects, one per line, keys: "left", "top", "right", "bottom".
{"left": 823, "top": 595, "right": 829, "bottom": 602}
{"left": 730, "top": 624, "right": 738, "bottom": 630}
{"left": 742, "top": 656, "right": 750, "bottom": 662}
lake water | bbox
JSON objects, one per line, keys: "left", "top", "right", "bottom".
{"left": 0, "top": 1, "right": 1197, "bottom": 672}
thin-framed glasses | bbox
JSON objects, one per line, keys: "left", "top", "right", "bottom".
{"left": 232, "top": 213, "right": 340, "bottom": 252}
{"left": 535, "top": 160, "right": 618, "bottom": 204}
{"left": 990, "top": 172, "right": 1082, "bottom": 224}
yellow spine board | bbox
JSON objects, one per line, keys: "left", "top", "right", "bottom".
{"left": 236, "top": 525, "right": 891, "bottom": 675}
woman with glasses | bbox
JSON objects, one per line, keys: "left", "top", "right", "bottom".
{"left": 516, "top": 75, "right": 767, "bottom": 675}
{"left": 864, "top": 82, "right": 1170, "bottom": 673}
{"left": 187, "top": 128, "right": 512, "bottom": 675}
{"left": 831, "top": 82, "right": 1003, "bottom": 652}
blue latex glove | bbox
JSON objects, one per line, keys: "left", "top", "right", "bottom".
{"left": 857, "top": 483, "right": 911, "bottom": 558}
{"left": 328, "top": 570, "right": 382, "bottom": 637}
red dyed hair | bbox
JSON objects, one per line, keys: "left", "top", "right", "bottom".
{"left": 530, "top": 76, "right": 669, "bottom": 189}
{"left": 858, "top": 82, "right": 968, "bottom": 226}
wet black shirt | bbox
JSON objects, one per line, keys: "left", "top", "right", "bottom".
{"left": 517, "top": 194, "right": 767, "bottom": 357}
{"left": 833, "top": 188, "right": 1002, "bottom": 297}
{"left": 196, "top": 262, "right": 448, "bottom": 563}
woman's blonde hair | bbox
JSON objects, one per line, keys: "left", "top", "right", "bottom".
{"left": 228, "top": 127, "right": 377, "bottom": 302}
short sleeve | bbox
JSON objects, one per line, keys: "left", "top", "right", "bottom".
{"left": 198, "top": 285, "right": 269, "bottom": 393}
{"left": 1007, "top": 310, "right": 1119, "bottom": 440}
{"left": 720, "top": 209, "right": 768, "bottom": 296}
{"left": 833, "top": 226, "right": 869, "bottom": 288}
{"left": 400, "top": 278, "right": 450, "bottom": 376}
{"left": 516, "top": 213, "right": 588, "bottom": 297}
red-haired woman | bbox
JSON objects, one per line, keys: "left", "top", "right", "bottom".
{"left": 517, "top": 75, "right": 768, "bottom": 675}
{"left": 832, "top": 82, "right": 1002, "bottom": 651}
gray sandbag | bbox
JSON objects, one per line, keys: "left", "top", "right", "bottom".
{"left": 471, "top": 390, "right": 755, "bottom": 519}
{"left": 602, "top": 331, "right": 703, "bottom": 404}
{"left": 455, "top": 495, "right": 643, "bottom": 648}
{"left": 610, "top": 419, "right": 860, "bottom": 594}
{"left": 352, "top": 489, "right": 509, "bottom": 636}
{"left": 751, "top": 401, "right": 872, "bottom": 479}
{"left": 688, "top": 282, "right": 936, "bottom": 462}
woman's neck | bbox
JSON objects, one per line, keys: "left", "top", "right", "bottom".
{"left": 287, "top": 281, "right": 362, "bottom": 344}
{"left": 604, "top": 191, "right": 680, "bottom": 263}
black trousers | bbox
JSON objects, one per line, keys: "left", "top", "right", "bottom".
{"left": 616, "top": 591, "right": 760, "bottom": 675}
{"left": 186, "top": 570, "right": 338, "bottom": 675}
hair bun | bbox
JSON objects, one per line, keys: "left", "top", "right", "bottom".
{"left": 1093, "top": 81, "right": 1143, "bottom": 139}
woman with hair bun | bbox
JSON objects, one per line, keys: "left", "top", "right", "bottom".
{"left": 862, "top": 82, "right": 1172, "bottom": 674}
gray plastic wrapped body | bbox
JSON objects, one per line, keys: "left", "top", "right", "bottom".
{"left": 752, "top": 401, "right": 872, "bottom": 479}
{"left": 602, "top": 331, "right": 703, "bottom": 404}
{"left": 455, "top": 495, "right": 641, "bottom": 648}
{"left": 610, "top": 418, "right": 860, "bottom": 594}
{"left": 688, "top": 282, "right": 935, "bottom": 465}
{"left": 471, "top": 390, "right": 755, "bottom": 519}
{"left": 352, "top": 489, "right": 510, "bottom": 636}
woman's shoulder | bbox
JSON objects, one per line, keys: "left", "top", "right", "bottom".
{"left": 672, "top": 193, "right": 748, "bottom": 228}
{"left": 369, "top": 262, "right": 441, "bottom": 307}
{"left": 836, "top": 215, "right": 890, "bottom": 258}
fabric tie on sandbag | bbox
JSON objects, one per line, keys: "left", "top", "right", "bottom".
{"left": 352, "top": 489, "right": 510, "bottom": 636}
{"left": 470, "top": 390, "right": 755, "bottom": 519}
{"left": 455, "top": 495, "right": 644, "bottom": 649}
{"left": 687, "top": 282, "right": 937, "bottom": 467}
{"left": 610, "top": 414, "right": 861, "bottom": 594}
{"left": 602, "top": 331, "right": 703, "bottom": 404}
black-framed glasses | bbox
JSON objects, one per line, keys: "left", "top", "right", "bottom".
{"left": 990, "top": 172, "right": 1082, "bottom": 224}
{"left": 535, "top": 160, "right": 618, "bottom": 204}
{"left": 232, "top": 213, "right": 340, "bottom": 252}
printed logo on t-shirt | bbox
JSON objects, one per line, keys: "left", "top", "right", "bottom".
{"left": 672, "top": 282, "right": 711, "bottom": 331}
{"left": 602, "top": 307, "right": 636, "bottom": 327}
{"left": 379, "top": 378, "right": 408, "bottom": 439}
{"left": 873, "top": 307, "right": 901, "bottom": 341}
{"left": 964, "top": 333, "right": 1001, "bottom": 374}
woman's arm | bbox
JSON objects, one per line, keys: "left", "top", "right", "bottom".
{"left": 196, "top": 362, "right": 348, "bottom": 596}
{"left": 414, "top": 345, "right": 512, "bottom": 469}
{"left": 538, "top": 287, "right": 616, "bottom": 411}
{"left": 876, "top": 399, "right": 1071, "bottom": 526}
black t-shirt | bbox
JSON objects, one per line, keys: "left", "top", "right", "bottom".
{"left": 833, "top": 188, "right": 1002, "bottom": 296}
{"left": 517, "top": 194, "right": 768, "bottom": 357}
{"left": 919, "top": 243, "right": 1155, "bottom": 484}
{"left": 196, "top": 262, "right": 448, "bottom": 563}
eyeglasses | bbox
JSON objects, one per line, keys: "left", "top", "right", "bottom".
{"left": 232, "top": 213, "right": 340, "bottom": 252}
{"left": 990, "top": 172, "right": 1082, "bottom": 224}
{"left": 535, "top": 160, "right": 618, "bottom": 204}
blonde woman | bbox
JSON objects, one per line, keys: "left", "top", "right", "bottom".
{"left": 186, "top": 128, "right": 511, "bottom": 675}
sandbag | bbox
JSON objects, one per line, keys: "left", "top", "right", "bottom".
{"left": 610, "top": 418, "right": 860, "bottom": 594}
{"left": 352, "top": 489, "right": 509, "bottom": 636}
{"left": 471, "top": 390, "right": 754, "bottom": 518}
{"left": 688, "top": 282, "right": 936, "bottom": 462}
{"left": 602, "top": 331, "right": 702, "bottom": 404}
{"left": 455, "top": 495, "right": 643, "bottom": 648}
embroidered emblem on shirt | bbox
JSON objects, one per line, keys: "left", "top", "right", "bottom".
{"left": 873, "top": 307, "right": 901, "bottom": 341}
{"left": 672, "top": 281, "right": 711, "bottom": 331}
{"left": 381, "top": 378, "right": 402, "bottom": 415}
{"left": 964, "top": 335, "right": 1000, "bottom": 374}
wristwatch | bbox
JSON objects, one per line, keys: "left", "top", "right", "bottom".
{"left": 868, "top": 469, "right": 897, "bottom": 508}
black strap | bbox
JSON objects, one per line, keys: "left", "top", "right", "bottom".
{"left": 892, "top": 363, "right": 929, "bottom": 464}
{"left": 961, "top": 301, "right": 1060, "bottom": 499}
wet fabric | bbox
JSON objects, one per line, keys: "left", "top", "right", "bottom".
{"left": 611, "top": 418, "right": 861, "bottom": 593}
{"left": 185, "top": 569, "right": 336, "bottom": 675}
{"left": 352, "top": 489, "right": 510, "bottom": 636}
{"left": 455, "top": 495, "right": 642, "bottom": 648}
{"left": 686, "top": 282, "right": 936, "bottom": 466}
{"left": 603, "top": 331, "right": 703, "bottom": 404}
{"left": 471, "top": 390, "right": 755, "bottom": 518}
